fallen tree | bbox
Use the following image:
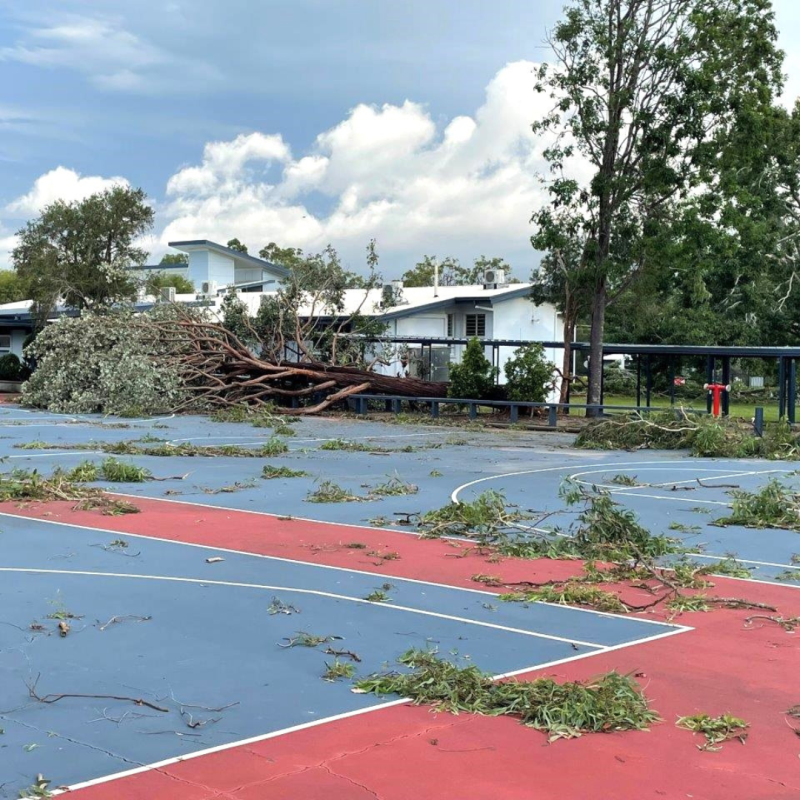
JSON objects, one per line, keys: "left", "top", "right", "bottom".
{"left": 147, "top": 313, "right": 447, "bottom": 415}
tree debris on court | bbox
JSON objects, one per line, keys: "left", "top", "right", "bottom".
{"left": 576, "top": 411, "right": 800, "bottom": 460}
{"left": 0, "top": 467, "right": 138, "bottom": 516}
{"left": 713, "top": 479, "right": 800, "bottom": 531}
{"left": 676, "top": 713, "right": 749, "bottom": 751}
{"left": 355, "top": 649, "right": 659, "bottom": 740}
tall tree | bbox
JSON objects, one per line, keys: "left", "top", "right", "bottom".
{"left": 160, "top": 253, "right": 189, "bottom": 265}
{"left": 401, "top": 255, "right": 513, "bottom": 287}
{"left": 532, "top": 0, "right": 783, "bottom": 414}
{"left": 226, "top": 238, "right": 248, "bottom": 253}
{"left": 13, "top": 186, "right": 154, "bottom": 321}
{"left": 0, "top": 271, "right": 30, "bottom": 305}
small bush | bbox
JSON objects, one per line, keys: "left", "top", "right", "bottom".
{"left": 0, "top": 353, "right": 23, "bottom": 381}
{"left": 448, "top": 338, "right": 497, "bottom": 400}
{"left": 602, "top": 362, "right": 636, "bottom": 395}
{"left": 504, "top": 343, "right": 554, "bottom": 403}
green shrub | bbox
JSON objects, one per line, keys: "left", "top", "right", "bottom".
{"left": 0, "top": 353, "right": 23, "bottom": 381}
{"left": 448, "top": 338, "right": 497, "bottom": 400}
{"left": 503, "top": 343, "right": 554, "bottom": 403}
{"left": 603, "top": 362, "right": 636, "bottom": 395}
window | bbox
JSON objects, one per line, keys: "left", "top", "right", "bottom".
{"left": 446, "top": 313, "right": 454, "bottom": 337}
{"left": 465, "top": 313, "right": 486, "bottom": 338}
{"left": 0, "top": 335, "right": 11, "bottom": 352}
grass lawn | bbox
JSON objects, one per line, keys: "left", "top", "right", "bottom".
{"left": 569, "top": 393, "right": 784, "bottom": 422}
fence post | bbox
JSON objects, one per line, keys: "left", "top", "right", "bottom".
{"left": 509, "top": 404, "right": 519, "bottom": 423}
{"left": 753, "top": 407, "right": 764, "bottom": 437}
{"left": 548, "top": 405, "right": 558, "bottom": 429}
{"left": 469, "top": 403, "right": 477, "bottom": 420}
{"left": 431, "top": 401, "right": 439, "bottom": 419}
{"left": 392, "top": 398, "right": 402, "bottom": 414}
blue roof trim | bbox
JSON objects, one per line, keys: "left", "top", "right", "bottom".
{"left": 168, "top": 240, "right": 291, "bottom": 279}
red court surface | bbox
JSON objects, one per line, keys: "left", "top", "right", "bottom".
{"left": 6, "top": 497, "right": 799, "bottom": 800}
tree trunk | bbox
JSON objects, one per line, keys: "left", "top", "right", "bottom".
{"left": 559, "top": 312, "right": 575, "bottom": 405}
{"left": 586, "top": 279, "right": 606, "bottom": 418}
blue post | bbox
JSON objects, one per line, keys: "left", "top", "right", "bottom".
{"left": 789, "top": 360, "right": 797, "bottom": 425}
{"left": 469, "top": 403, "right": 477, "bottom": 420}
{"left": 357, "top": 397, "right": 367, "bottom": 415}
{"left": 392, "top": 398, "right": 402, "bottom": 414}
{"left": 509, "top": 405, "right": 519, "bottom": 423}
{"left": 779, "top": 357, "right": 786, "bottom": 419}
{"left": 431, "top": 401, "right": 439, "bottom": 419}
{"left": 754, "top": 407, "right": 764, "bottom": 437}
{"left": 548, "top": 405, "right": 558, "bottom": 428}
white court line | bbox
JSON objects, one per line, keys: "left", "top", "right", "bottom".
{"left": 0, "top": 566, "right": 610, "bottom": 651}
{"left": 0, "top": 510, "right": 682, "bottom": 628}
{"left": 168, "top": 431, "right": 448, "bottom": 445}
{"left": 690, "top": 552, "right": 800, "bottom": 571}
{"left": 449, "top": 458, "right": 795, "bottom": 503}
{"left": 56, "top": 622, "right": 689, "bottom": 796}
{"left": 569, "top": 467, "right": 792, "bottom": 493}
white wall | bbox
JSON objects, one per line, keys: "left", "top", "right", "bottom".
{"left": 187, "top": 250, "right": 235, "bottom": 288}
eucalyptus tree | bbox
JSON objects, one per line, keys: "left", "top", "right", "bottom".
{"left": 533, "top": 0, "right": 783, "bottom": 413}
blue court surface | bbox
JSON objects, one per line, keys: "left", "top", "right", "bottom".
{"left": 0, "top": 406, "right": 797, "bottom": 585}
{"left": 0, "top": 514, "right": 685, "bottom": 796}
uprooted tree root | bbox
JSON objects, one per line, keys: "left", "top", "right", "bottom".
{"left": 576, "top": 410, "right": 800, "bottom": 460}
{"left": 355, "top": 649, "right": 659, "bottom": 741}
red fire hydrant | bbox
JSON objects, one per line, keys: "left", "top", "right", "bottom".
{"left": 704, "top": 383, "right": 731, "bottom": 418}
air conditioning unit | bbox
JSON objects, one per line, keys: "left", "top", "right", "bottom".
{"left": 200, "top": 280, "right": 217, "bottom": 297}
{"left": 160, "top": 286, "right": 176, "bottom": 302}
{"left": 483, "top": 268, "right": 506, "bottom": 289}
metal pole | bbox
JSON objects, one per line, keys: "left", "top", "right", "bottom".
{"left": 721, "top": 357, "right": 731, "bottom": 417}
{"left": 645, "top": 356, "right": 652, "bottom": 408}
{"left": 754, "top": 407, "right": 764, "bottom": 437}
{"left": 789, "top": 359, "right": 797, "bottom": 424}
{"left": 706, "top": 356, "right": 714, "bottom": 414}
{"left": 636, "top": 355, "right": 641, "bottom": 408}
{"left": 669, "top": 357, "right": 675, "bottom": 407}
{"left": 778, "top": 357, "right": 786, "bottom": 419}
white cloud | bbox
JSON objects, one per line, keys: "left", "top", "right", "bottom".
{"left": 160, "top": 61, "right": 575, "bottom": 273}
{"left": 0, "top": 15, "right": 219, "bottom": 93}
{"left": 5, "top": 167, "right": 130, "bottom": 216}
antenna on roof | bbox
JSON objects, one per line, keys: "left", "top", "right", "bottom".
{"left": 434, "top": 259, "right": 439, "bottom": 298}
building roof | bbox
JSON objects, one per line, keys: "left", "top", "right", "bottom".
{"left": 169, "top": 240, "right": 290, "bottom": 279}
{"left": 233, "top": 283, "right": 534, "bottom": 320}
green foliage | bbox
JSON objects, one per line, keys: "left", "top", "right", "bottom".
{"left": 356, "top": 650, "right": 658, "bottom": 740}
{"left": 13, "top": 186, "right": 153, "bottom": 320}
{"left": 0, "top": 270, "right": 29, "bottom": 304}
{"left": 306, "top": 480, "right": 365, "bottom": 503}
{"left": 676, "top": 713, "right": 749, "bottom": 751}
{"left": 364, "top": 584, "right": 393, "bottom": 602}
{"left": 603, "top": 363, "right": 636, "bottom": 395}
{"left": 503, "top": 343, "right": 554, "bottom": 403}
{"left": 18, "top": 774, "right": 53, "bottom": 798}
{"left": 0, "top": 466, "right": 139, "bottom": 515}
{"left": 501, "top": 584, "right": 629, "bottom": 614}
{"left": 97, "top": 458, "right": 151, "bottom": 483}
{"left": 367, "top": 474, "right": 418, "bottom": 496}
{"left": 401, "top": 255, "right": 513, "bottom": 288}
{"left": 576, "top": 413, "right": 800, "bottom": 460}
{"left": 226, "top": 238, "right": 248, "bottom": 253}
{"left": 145, "top": 272, "right": 194, "bottom": 295}
{"left": 159, "top": 253, "right": 189, "bottom": 265}
{"left": 532, "top": 0, "right": 784, "bottom": 407}
{"left": 22, "top": 312, "right": 186, "bottom": 415}
{"left": 322, "top": 658, "right": 356, "bottom": 681}
{"left": 448, "top": 338, "right": 497, "bottom": 400}
{"left": 714, "top": 479, "right": 800, "bottom": 531}
{"left": 0, "top": 353, "right": 24, "bottom": 381}
{"left": 262, "top": 465, "right": 309, "bottom": 479}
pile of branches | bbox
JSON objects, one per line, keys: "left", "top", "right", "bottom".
{"left": 146, "top": 311, "right": 447, "bottom": 416}
{"left": 576, "top": 410, "right": 800, "bottom": 460}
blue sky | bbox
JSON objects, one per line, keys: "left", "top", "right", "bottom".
{"left": 0, "top": 0, "right": 797, "bottom": 276}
